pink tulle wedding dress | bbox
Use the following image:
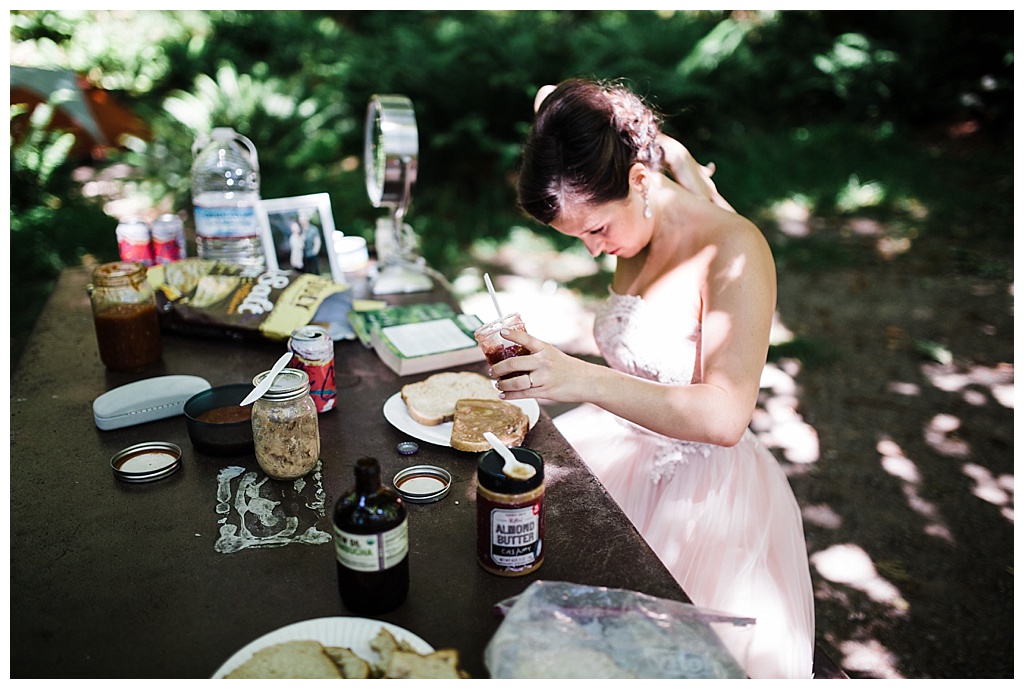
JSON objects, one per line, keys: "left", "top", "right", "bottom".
{"left": 554, "top": 290, "right": 815, "bottom": 678}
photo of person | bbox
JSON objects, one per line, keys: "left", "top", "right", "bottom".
{"left": 298, "top": 213, "right": 322, "bottom": 274}
{"left": 261, "top": 193, "right": 339, "bottom": 281}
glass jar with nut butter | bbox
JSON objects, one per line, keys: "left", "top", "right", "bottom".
{"left": 251, "top": 368, "right": 320, "bottom": 480}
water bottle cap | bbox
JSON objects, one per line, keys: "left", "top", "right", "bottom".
{"left": 212, "top": 127, "right": 237, "bottom": 140}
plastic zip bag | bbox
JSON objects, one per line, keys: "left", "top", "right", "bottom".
{"left": 485, "top": 580, "right": 755, "bottom": 679}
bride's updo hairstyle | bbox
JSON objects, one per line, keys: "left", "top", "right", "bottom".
{"left": 517, "top": 78, "right": 664, "bottom": 225}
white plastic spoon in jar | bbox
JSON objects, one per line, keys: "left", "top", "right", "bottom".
{"left": 483, "top": 431, "right": 537, "bottom": 481}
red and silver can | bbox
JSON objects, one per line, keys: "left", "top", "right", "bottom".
{"left": 151, "top": 213, "right": 186, "bottom": 264}
{"left": 288, "top": 325, "right": 336, "bottom": 413}
{"left": 116, "top": 217, "right": 154, "bottom": 266}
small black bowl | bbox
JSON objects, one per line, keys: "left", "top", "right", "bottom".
{"left": 183, "top": 383, "right": 254, "bottom": 456}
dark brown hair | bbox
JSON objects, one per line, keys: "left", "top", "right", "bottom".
{"left": 516, "top": 78, "right": 663, "bottom": 225}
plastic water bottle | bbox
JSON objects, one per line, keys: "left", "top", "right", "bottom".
{"left": 190, "top": 128, "right": 265, "bottom": 271}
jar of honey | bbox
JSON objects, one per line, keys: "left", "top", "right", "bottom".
{"left": 87, "top": 261, "right": 163, "bottom": 372}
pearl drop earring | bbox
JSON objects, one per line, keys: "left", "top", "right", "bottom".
{"left": 643, "top": 187, "right": 652, "bottom": 219}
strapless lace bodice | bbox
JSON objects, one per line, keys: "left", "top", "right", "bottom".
{"left": 594, "top": 290, "right": 702, "bottom": 386}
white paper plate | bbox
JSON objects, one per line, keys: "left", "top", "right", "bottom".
{"left": 211, "top": 616, "right": 433, "bottom": 678}
{"left": 383, "top": 392, "right": 540, "bottom": 450}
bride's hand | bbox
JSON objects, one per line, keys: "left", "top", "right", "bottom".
{"left": 658, "top": 133, "right": 735, "bottom": 212}
{"left": 489, "top": 327, "right": 588, "bottom": 403}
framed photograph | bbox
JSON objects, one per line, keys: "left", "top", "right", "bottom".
{"left": 259, "top": 193, "right": 342, "bottom": 281}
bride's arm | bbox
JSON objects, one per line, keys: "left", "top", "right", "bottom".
{"left": 658, "top": 134, "right": 735, "bottom": 213}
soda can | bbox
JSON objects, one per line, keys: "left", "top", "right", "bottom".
{"left": 288, "top": 325, "right": 336, "bottom": 413}
{"left": 151, "top": 213, "right": 186, "bottom": 264}
{"left": 116, "top": 217, "right": 154, "bottom": 266}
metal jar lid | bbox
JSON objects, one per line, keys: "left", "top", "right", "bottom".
{"left": 110, "top": 441, "right": 182, "bottom": 483}
{"left": 252, "top": 368, "right": 310, "bottom": 402}
{"left": 393, "top": 465, "right": 451, "bottom": 504}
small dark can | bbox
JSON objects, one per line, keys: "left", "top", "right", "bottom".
{"left": 288, "top": 325, "right": 336, "bottom": 413}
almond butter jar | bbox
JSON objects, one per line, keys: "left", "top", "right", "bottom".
{"left": 476, "top": 447, "right": 545, "bottom": 576}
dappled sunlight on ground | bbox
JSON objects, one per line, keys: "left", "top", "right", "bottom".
{"left": 923, "top": 413, "right": 971, "bottom": 458}
{"left": 877, "top": 436, "right": 954, "bottom": 543}
{"left": 753, "top": 312, "right": 821, "bottom": 466}
{"left": 918, "top": 410, "right": 1014, "bottom": 524}
{"left": 962, "top": 463, "right": 1014, "bottom": 523}
{"left": 810, "top": 543, "right": 908, "bottom": 612}
{"left": 800, "top": 503, "right": 843, "bottom": 530}
{"left": 836, "top": 638, "right": 904, "bottom": 679}
{"left": 770, "top": 196, "right": 812, "bottom": 238}
{"left": 752, "top": 360, "right": 820, "bottom": 465}
{"left": 921, "top": 361, "right": 1014, "bottom": 409}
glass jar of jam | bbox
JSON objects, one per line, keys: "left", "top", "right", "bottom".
{"left": 474, "top": 312, "right": 529, "bottom": 381}
{"left": 251, "top": 368, "right": 320, "bottom": 480}
{"left": 87, "top": 261, "right": 163, "bottom": 372}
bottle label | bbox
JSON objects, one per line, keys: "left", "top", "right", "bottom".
{"left": 333, "top": 520, "right": 408, "bottom": 572}
{"left": 489, "top": 504, "right": 542, "bottom": 568}
{"left": 194, "top": 205, "right": 260, "bottom": 239}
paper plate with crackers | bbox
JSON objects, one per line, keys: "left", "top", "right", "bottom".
{"left": 383, "top": 371, "right": 539, "bottom": 451}
{"left": 213, "top": 616, "right": 468, "bottom": 678}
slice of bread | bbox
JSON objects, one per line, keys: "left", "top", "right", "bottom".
{"left": 383, "top": 649, "right": 464, "bottom": 679}
{"left": 450, "top": 398, "right": 529, "bottom": 453}
{"left": 323, "top": 646, "right": 372, "bottom": 679}
{"left": 401, "top": 371, "right": 499, "bottom": 426}
{"left": 222, "top": 628, "right": 469, "bottom": 680}
{"left": 225, "top": 639, "right": 343, "bottom": 679}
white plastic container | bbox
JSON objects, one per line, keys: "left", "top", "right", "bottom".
{"left": 191, "top": 127, "right": 265, "bottom": 271}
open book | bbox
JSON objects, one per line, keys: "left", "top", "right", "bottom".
{"left": 350, "top": 302, "right": 485, "bottom": 376}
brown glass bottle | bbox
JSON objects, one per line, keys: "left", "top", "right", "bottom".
{"left": 332, "top": 457, "right": 409, "bottom": 615}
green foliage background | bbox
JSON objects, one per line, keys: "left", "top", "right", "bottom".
{"left": 9, "top": 10, "right": 1014, "bottom": 361}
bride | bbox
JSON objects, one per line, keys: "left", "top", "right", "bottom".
{"left": 490, "top": 78, "right": 815, "bottom": 678}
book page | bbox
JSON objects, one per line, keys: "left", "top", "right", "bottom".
{"left": 382, "top": 319, "right": 476, "bottom": 358}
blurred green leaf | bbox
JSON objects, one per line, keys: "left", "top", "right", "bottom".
{"left": 914, "top": 340, "right": 953, "bottom": 366}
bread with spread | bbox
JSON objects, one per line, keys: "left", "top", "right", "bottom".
{"left": 401, "top": 371, "right": 499, "bottom": 426}
{"left": 450, "top": 398, "right": 529, "bottom": 452}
